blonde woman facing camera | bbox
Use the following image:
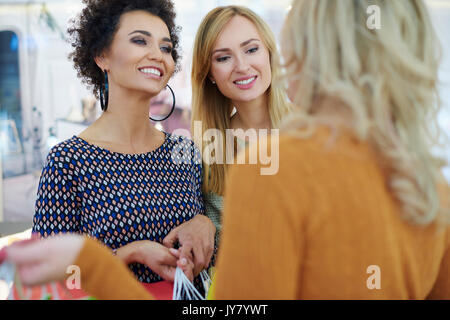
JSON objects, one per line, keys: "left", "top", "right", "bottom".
{"left": 190, "top": 6, "right": 292, "bottom": 246}
{"left": 213, "top": 0, "right": 450, "bottom": 299}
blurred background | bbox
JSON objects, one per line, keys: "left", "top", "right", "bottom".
{"left": 0, "top": 0, "right": 449, "bottom": 233}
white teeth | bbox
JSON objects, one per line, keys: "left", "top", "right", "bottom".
{"left": 235, "top": 77, "right": 256, "bottom": 85}
{"left": 140, "top": 68, "right": 161, "bottom": 76}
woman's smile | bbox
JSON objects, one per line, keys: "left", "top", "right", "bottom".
{"left": 233, "top": 75, "right": 258, "bottom": 89}
{"left": 138, "top": 66, "right": 164, "bottom": 79}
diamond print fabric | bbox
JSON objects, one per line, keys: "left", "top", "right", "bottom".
{"left": 32, "top": 132, "right": 209, "bottom": 284}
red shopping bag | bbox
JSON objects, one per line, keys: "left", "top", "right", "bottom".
{"left": 142, "top": 281, "right": 174, "bottom": 300}
{"left": 8, "top": 280, "right": 173, "bottom": 300}
{"left": 10, "top": 282, "right": 89, "bottom": 300}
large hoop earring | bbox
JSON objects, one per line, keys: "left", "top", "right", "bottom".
{"left": 150, "top": 84, "right": 176, "bottom": 122}
{"left": 99, "top": 70, "right": 109, "bottom": 111}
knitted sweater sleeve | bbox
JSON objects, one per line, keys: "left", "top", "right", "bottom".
{"left": 74, "top": 237, "right": 153, "bottom": 300}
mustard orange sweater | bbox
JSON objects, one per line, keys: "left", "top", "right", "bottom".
{"left": 74, "top": 238, "right": 152, "bottom": 300}
{"left": 73, "top": 127, "right": 449, "bottom": 299}
{"left": 213, "top": 127, "right": 450, "bottom": 299}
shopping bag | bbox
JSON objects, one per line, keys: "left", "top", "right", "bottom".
{"left": 142, "top": 280, "right": 174, "bottom": 300}
{"left": 141, "top": 267, "right": 213, "bottom": 300}
{"left": 0, "top": 258, "right": 94, "bottom": 300}
{"left": 1, "top": 261, "right": 212, "bottom": 300}
{"left": 0, "top": 261, "right": 15, "bottom": 299}
{"left": 172, "top": 268, "right": 212, "bottom": 300}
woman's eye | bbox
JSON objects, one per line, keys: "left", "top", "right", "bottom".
{"left": 132, "top": 38, "right": 146, "bottom": 45}
{"left": 247, "top": 47, "right": 259, "bottom": 54}
{"left": 216, "top": 56, "right": 230, "bottom": 62}
{"left": 161, "top": 46, "right": 173, "bottom": 54}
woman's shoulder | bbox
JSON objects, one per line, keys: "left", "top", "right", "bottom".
{"left": 232, "top": 125, "right": 377, "bottom": 184}
{"left": 165, "top": 132, "right": 202, "bottom": 165}
{"left": 44, "top": 136, "right": 90, "bottom": 165}
{"left": 166, "top": 132, "right": 196, "bottom": 147}
{"left": 278, "top": 125, "right": 374, "bottom": 160}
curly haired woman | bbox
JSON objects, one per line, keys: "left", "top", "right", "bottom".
{"left": 31, "top": 0, "right": 215, "bottom": 288}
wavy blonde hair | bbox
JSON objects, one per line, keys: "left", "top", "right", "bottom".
{"left": 191, "top": 5, "right": 292, "bottom": 195}
{"left": 281, "top": 0, "right": 449, "bottom": 225}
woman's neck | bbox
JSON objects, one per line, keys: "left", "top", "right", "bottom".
{"left": 81, "top": 85, "right": 163, "bottom": 153}
{"left": 231, "top": 94, "right": 271, "bottom": 132}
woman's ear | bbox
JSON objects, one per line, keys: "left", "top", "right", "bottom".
{"left": 209, "top": 76, "right": 216, "bottom": 84}
{"left": 94, "top": 54, "right": 108, "bottom": 72}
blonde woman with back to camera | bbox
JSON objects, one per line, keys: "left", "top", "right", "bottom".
{"left": 212, "top": 0, "right": 450, "bottom": 299}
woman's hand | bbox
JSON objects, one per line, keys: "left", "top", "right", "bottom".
{"left": 119, "top": 240, "right": 194, "bottom": 282}
{"left": 163, "top": 215, "right": 216, "bottom": 276}
{"left": 1, "top": 236, "right": 195, "bottom": 287}
{"left": 2, "top": 234, "right": 84, "bottom": 287}
{"left": 168, "top": 248, "right": 195, "bottom": 282}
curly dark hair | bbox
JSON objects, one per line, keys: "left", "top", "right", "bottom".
{"left": 67, "top": 0, "right": 181, "bottom": 99}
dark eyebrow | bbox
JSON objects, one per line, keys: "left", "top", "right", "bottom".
{"left": 128, "top": 30, "right": 173, "bottom": 44}
{"left": 212, "top": 38, "right": 260, "bottom": 55}
{"left": 128, "top": 30, "right": 151, "bottom": 37}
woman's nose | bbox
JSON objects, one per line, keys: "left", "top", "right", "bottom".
{"left": 234, "top": 54, "right": 250, "bottom": 72}
{"left": 147, "top": 42, "right": 163, "bottom": 62}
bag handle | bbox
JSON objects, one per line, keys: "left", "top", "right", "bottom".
{"left": 172, "top": 267, "right": 212, "bottom": 300}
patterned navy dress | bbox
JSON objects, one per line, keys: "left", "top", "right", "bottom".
{"left": 32, "top": 132, "right": 208, "bottom": 284}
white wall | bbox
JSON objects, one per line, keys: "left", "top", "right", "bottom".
{"left": 0, "top": 1, "right": 92, "bottom": 158}
{"left": 426, "top": 0, "right": 450, "bottom": 180}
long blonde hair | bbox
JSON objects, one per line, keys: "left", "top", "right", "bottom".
{"left": 282, "top": 0, "right": 449, "bottom": 225}
{"left": 191, "top": 5, "right": 292, "bottom": 195}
